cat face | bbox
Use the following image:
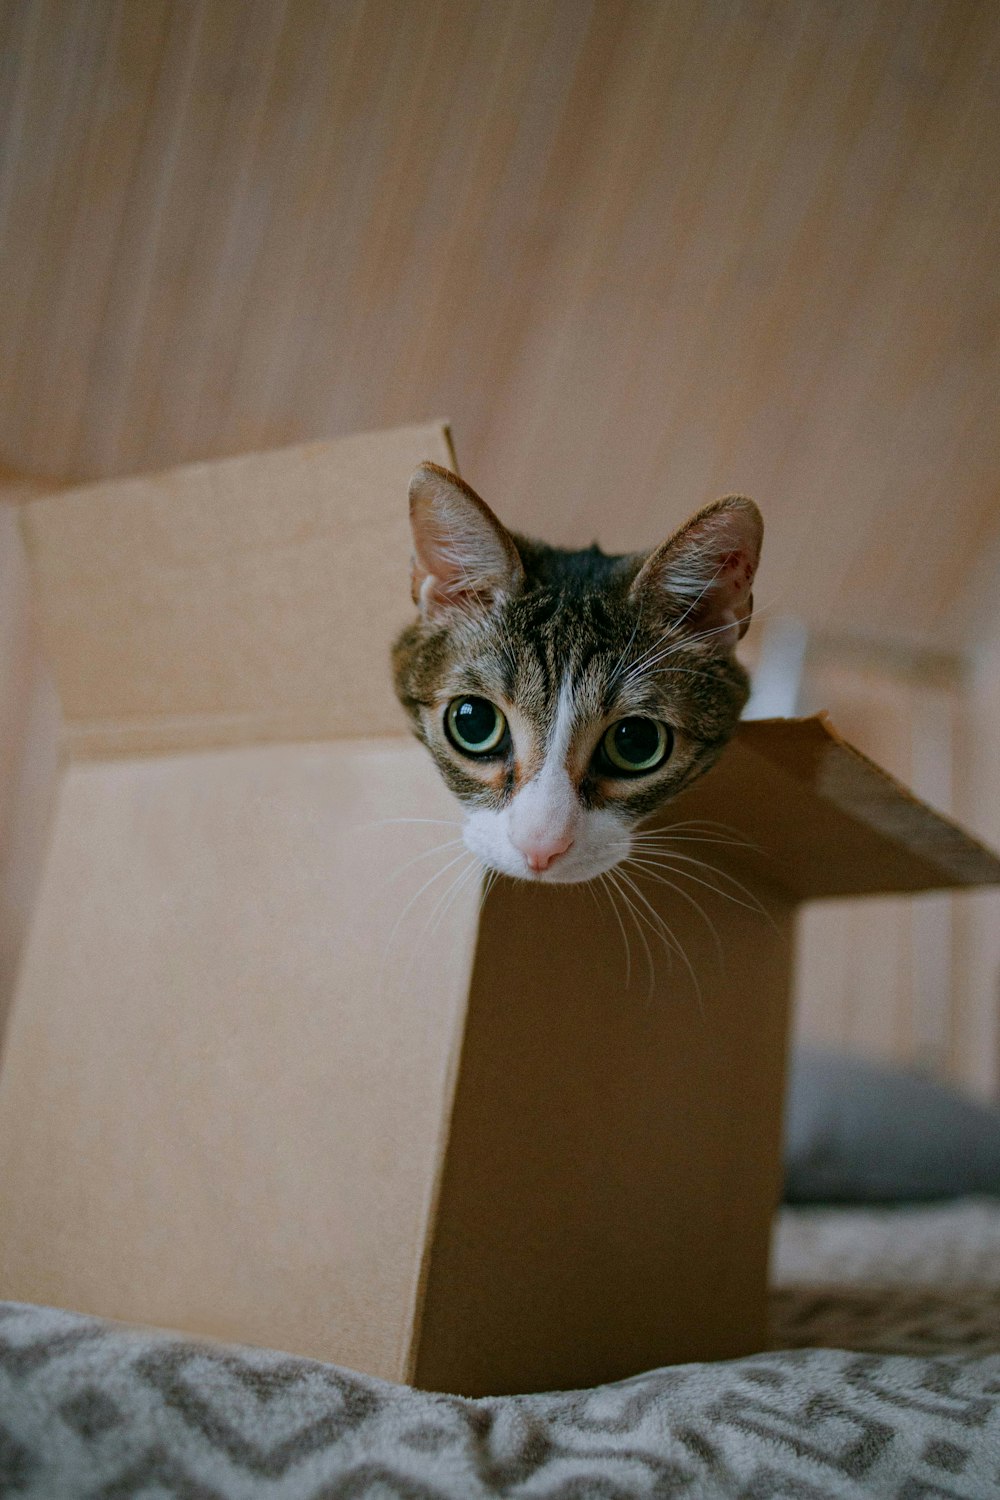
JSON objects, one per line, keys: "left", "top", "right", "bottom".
{"left": 392, "top": 463, "right": 762, "bottom": 885}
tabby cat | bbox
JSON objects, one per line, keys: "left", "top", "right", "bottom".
{"left": 392, "top": 463, "right": 762, "bottom": 885}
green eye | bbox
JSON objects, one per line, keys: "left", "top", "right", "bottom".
{"left": 601, "top": 717, "right": 673, "bottom": 775}
{"left": 445, "top": 696, "right": 508, "bottom": 756}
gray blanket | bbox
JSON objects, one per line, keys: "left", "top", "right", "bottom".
{"left": 2, "top": 1301, "right": 999, "bottom": 1498}
{"left": 4, "top": 1202, "right": 1000, "bottom": 1498}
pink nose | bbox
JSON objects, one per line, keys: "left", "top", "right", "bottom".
{"left": 514, "top": 833, "right": 575, "bottom": 873}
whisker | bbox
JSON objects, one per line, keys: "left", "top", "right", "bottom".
{"left": 627, "top": 832, "right": 756, "bottom": 853}
{"left": 648, "top": 550, "right": 732, "bottom": 639}
{"left": 628, "top": 664, "right": 732, "bottom": 690}
{"left": 619, "top": 623, "right": 685, "bottom": 683}
{"left": 606, "top": 614, "right": 642, "bottom": 689}
{"left": 624, "top": 833, "right": 763, "bottom": 871}
{"left": 651, "top": 818, "right": 752, "bottom": 837}
{"left": 409, "top": 856, "right": 483, "bottom": 978}
{"left": 614, "top": 866, "right": 677, "bottom": 961}
{"left": 623, "top": 858, "right": 725, "bottom": 968}
{"left": 620, "top": 603, "right": 724, "bottom": 682}
{"left": 618, "top": 552, "right": 732, "bottom": 679}
{"left": 647, "top": 849, "right": 774, "bottom": 915}
{"left": 385, "top": 838, "right": 466, "bottom": 885}
{"left": 378, "top": 846, "right": 476, "bottom": 1002}
{"left": 478, "top": 867, "right": 500, "bottom": 915}
{"left": 621, "top": 597, "right": 782, "bottom": 683}
{"left": 607, "top": 869, "right": 656, "bottom": 998}
{"left": 382, "top": 847, "right": 471, "bottom": 962}
{"left": 614, "top": 867, "right": 703, "bottom": 1011}
{"left": 627, "top": 851, "right": 777, "bottom": 930}
{"left": 366, "top": 817, "right": 464, "bottom": 829}
{"left": 598, "top": 871, "right": 632, "bottom": 989}
{"left": 426, "top": 854, "right": 483, "bottom": 941}
{"left": 623, "top": 629, "right": 727, "bottom": 680}
{"left": 629, "top": 819, "right": 763, "bottom": 854}
{"left": 628, "top": 852, "right": 762, "bottom": 911}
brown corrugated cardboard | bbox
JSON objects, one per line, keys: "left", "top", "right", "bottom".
{"left": 672, "top": 714, "right": 1000, "bottom": 898}
{"left": 413, "top": 870, "right": 795, "bottom": 1395}
{"left": 0, "top": 739, "right": 478, "bottom": 1379}
{"left": 17, "top": 422, "right": 457, "bottom": 757}
{"left": 0, "top": 425, "right": 997, "bottom": 1397}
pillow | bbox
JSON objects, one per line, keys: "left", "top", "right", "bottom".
{"left": 783, "top": 1048, "right": 1000, "bottom": 1203}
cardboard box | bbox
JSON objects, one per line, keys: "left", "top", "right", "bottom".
{"left": 1, "top": 424, "right": 998, "bottom": 1397}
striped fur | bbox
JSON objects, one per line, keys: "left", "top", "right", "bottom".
{"left": 392, "top": 465, "right": 761, "bottom": 883}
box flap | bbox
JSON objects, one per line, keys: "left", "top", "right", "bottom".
{"left": 667, "top": 714, "right": 1000, "bottom": 898}
{"left": 18, "top": 423, "right": 457, "bottom": 758}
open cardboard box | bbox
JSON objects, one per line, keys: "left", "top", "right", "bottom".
{"left": 1, "top": 423, "right": 998, "bottom": 1398}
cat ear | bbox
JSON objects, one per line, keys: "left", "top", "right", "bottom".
{"left": 629, "top": 495, "right": 763, "bottom": 651}
{"left": 408, "top": 462, "right": 524, "bottom": 619}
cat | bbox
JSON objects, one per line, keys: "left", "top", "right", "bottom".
{"left": 392, "top": 462, "right": 762, "bottom": 886}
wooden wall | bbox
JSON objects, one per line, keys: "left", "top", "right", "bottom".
{"left": 0, "top": 484, "right": 59, "bottom": 1038}
{"left": 2, "top": 0, "right": 998, "bottom": 652}
{"left": 788, "top": 638, "right": 1000, "bottom": 1099}
{"left": 791, "top": 647, "right": 964, "bottom": 1082}
{"left": 953, "top": 634, "right": 1000, "bottom": 1098}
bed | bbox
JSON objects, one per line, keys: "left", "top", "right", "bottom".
{"left": 3, "top": 1196, "right": 999, "bottom": 1499}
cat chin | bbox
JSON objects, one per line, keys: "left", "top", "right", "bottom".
{"left": 461, "top": 808, "right": 631, "bottom": 886}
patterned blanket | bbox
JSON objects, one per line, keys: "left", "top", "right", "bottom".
{"left": 3, "top": 1200, "right": 1000, "bottom": 1498}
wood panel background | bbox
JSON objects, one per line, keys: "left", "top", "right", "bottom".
{"left": 1, "top": 0, "right": 998, "bottom": 651}
{"left": 0, "top": 480, "right": 59, "bottom": 1040}
{"left": 2, "top": 0, "right": 999, "bottom": 1086}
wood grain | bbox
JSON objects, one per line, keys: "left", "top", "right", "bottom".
{"left": 0, "top": 489, "right": 60, "bottom": 1044}
{"left": 1, "top": 0, "right": 997, "bottom": 653}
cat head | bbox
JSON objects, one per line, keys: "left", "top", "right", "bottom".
{"left": 392, "top": 463, "right": 762, "bottom": 885}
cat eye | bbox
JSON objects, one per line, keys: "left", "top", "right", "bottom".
{"left": 599, "top": 717, "right": 673, "bottom": 775}
{"left": 445, "top": 696, "right": 509, "bottom": 757}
